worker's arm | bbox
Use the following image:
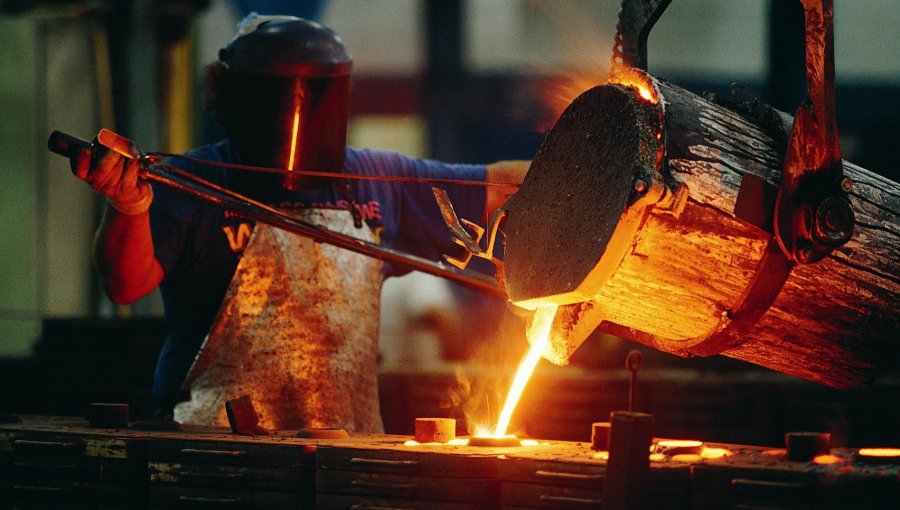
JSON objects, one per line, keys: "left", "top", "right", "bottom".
{"left": 484, "top": 160, "right": 530, "bottom": 222}
{"left": 72, "top": 146, "right": 164, "bottom": 304}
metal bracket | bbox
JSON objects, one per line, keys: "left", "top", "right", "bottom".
{"left": 774, "top": 0, "right": 854, "bottom": 263}
{"left": 432, "top": 188, "right": 504, "bottom": 272}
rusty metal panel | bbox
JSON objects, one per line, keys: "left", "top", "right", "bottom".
{"left": 317, "top": 493, "right": 484, "bottom": 510}
{"left": 148, "top": 437, "right": 314, "bottom": 468}
{"left": 177, "top": 211, "right": 384, "bottom": 432}
{"left": 315, "top": 442, "right": 509, "bottom": 478}
{"left": 500, "top": 455, "right": 606, "bottom": 488}
{"left": 500, "top": 443, "right": 692, "bottom": 509}
{"left": 501, "top": 481, "right": 603, "bottom": 509}
{"left": 0, "top": 427, "right": 149, "bottom": 509}
{"left": 0, "top": 425, "right": 149, "bottom": 460}
{"left": 149, "top": 461, "right": 314, "bottom": 491}
{"left": 149, "top": 484, "right": 313, "bottom": 509}
{"left": 314, "top": 440, "right": 566, "bottom": 508}
{"left": 144, "top": 430, "right": 397, "bottom": 509}
{"left": 691, "top": 446, "right": 900, "bottom": 510}
{"left": 316, "top": 469, "right": 498, "bottom": 502}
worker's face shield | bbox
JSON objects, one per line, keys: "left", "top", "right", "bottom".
{"left": 216, "top": 16, "right": 353, "bottom": 192}
{"left": 222, "top": 71, "right": 350, "bottom": 191}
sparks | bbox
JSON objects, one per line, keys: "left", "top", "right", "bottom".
{"left": 607, "top": 67, "right": 660, "bottom": 105}
{"left": 636, "top": 84, "right": 654, "bottom": 102}
{"left": 493, "top": 304, "right": 558, "bottom": 437}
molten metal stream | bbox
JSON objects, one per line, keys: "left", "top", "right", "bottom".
{"left": 493, "top": 304, "right": 558, "bottom": 436}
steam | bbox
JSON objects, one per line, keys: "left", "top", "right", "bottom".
{"left": 441, "top": 307, "right": 528, "bottom": 436}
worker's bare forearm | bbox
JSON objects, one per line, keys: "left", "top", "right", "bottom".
{"left": 485, "top": 160, "right": 529, "bottom": 222}
{"left": 93, "top": 205, "right": 164, "bottom": 304}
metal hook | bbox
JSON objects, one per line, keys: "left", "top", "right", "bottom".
{"left": 612, "top": 0, "right": 673, "bottom": 71}
{"left": 626, "top": 350, "right": 643, "bottom": 412}
{"left": 432, "top": 187, "right": 505, "bottom": 272}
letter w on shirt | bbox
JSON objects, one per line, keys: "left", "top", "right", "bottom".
{"left": 222, "top": 222, "right": 253, "bottom": 252}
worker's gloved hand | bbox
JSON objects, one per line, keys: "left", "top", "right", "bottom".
{"left": 72, "top": 142, "right": 153, "bottom": 215}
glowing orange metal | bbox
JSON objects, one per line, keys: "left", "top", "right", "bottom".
{"left": 657, "top": 440, "right": 702, "bottom": 449}
{"left": 636, "top": 86, "right": 654, "bottom": 102}
{"left": 287, "top": 107, "right": 301, "bottom": 171}
{"left": 493, "top": 304, "right": 558, "bottom": 437}
{"left": 813, "top": 454, "right": 842, "bottom": 465}
{"left": 671, "top": 454, "right": 703, "bottom": 463}
{"left": 700, "top": 447, "right": 733, "bottom": 460}
{"left": 608, "top": 67, "right": 660, "bottom": 105}
{"left": 469, "top": 434, "right": 521, "bottom": 447}
{"left": 538, "top": 68, "right": 659, "bottom": 131}
{"left": 858, "top": 448, "right": 900, "bottom": 458}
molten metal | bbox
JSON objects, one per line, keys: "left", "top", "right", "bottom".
{"left": 858, "top": 448, "right": 900, "bottom": 460}
{"left": 493, "top": 304, "right": 558, "bottom": 437}
{"left": 608, "top": 67, "right": 660, "bottom": 105}
{"left": 656, "top": 439, "right": 703, "bottom": 454}
{"left": 700, "top": 447, "right": 733, "bottom": 460}
{"left": 287, "top": 107, "right": 301, "bottom": 171}
{"left": 469, "top": 435, "right": 521, "bottom": 447}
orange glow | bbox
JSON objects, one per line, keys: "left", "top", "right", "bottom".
{"left": 858, "top": 448, "right": 900, "bottom": 458}
{"left": 405, "top": 438, "right": 471, "bottom": 447}
{"left": 407, "top": 437, "right": 542, "bottom": 448}
{"left": 636, "top": 85, "right": 654, "bottom": 102}
{"left": 493, "top": 304, "right": 558, "bottom": 437}
{"left": 469, "top": 434, "right": 521, "bottom": 448}
{"left": 656, "top": 440, "right": 703, "bottom": 457}
{"left": 813, "top": 454, "right": 843, "bottom": 465}
{"left": 537, "top": 69, "right": 659, "bottom": 132}
{"left": 287, "top": 107, "right": 301, "bottom": 171}
{"left": 763, "top": 449, "right": 787, "bottom": 457}
{"left": 700, "top": 447, "right": 733, "bottom": 459}
{"left": 671, "top": 454, "right": 703, "bottom": 463}
{"left": 538, "top": 74, "right": 604, "bottom": 131}
{"left": 658, "top": 440, "right": 703, "bottom": 449}
{"left": 403, "top": 440, "right": 444, "bottom": 446}
{"left": 649, "top": 453, "right": 666, "bottom": 462}
{"left": 607, "top": 68, "right": 660, "bottom": 105}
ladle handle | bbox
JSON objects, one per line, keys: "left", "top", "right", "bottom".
{"left": 47, "top": 130, "right": 91, "bottom": 159}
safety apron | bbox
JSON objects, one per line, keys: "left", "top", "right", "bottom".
{"left": 175, "top": 209, "right": 384, "bottom": 432}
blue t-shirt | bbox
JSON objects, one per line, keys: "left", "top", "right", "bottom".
{"left": 149, "top": 140, "right": 487, "bottom": 402}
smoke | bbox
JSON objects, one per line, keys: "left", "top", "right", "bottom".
{"left": 515, "top": 1, "right": 615, "bottom": 132}
{"left": 440, "top": 307, "right": 529, "bottom": 436}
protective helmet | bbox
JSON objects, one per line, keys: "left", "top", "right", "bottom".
{"left": 218, "top": 14, "right": 352, "bottom": 190}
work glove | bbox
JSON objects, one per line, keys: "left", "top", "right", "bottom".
{"left": 72, "top": 141, "right": 153, "bottom": 215}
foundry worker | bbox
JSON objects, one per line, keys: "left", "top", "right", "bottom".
{"left": 71, "top": 14, "right": 526, "bottom": 431}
